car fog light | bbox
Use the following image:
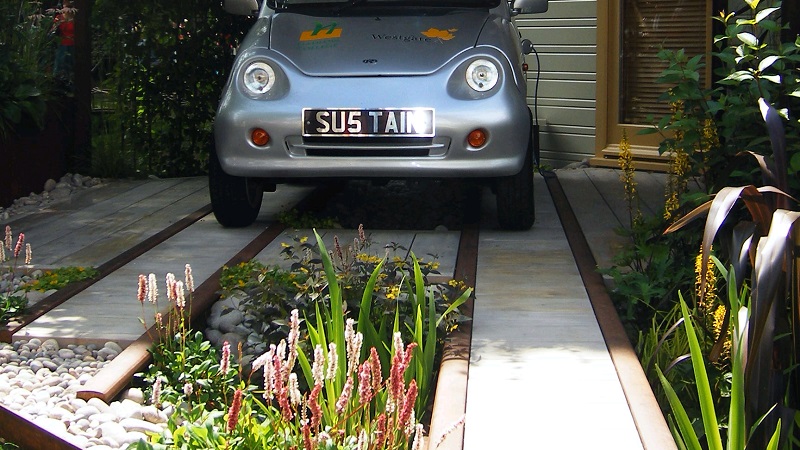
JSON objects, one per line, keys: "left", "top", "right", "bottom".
{"left": 251, "top": 128, "right": 270, "bottom": 146}
{"left": 468, "top": 129, "right": 487, "bottom": 148}
{"left": 466, "top": 59, "right": 498, "bottom": 92}
{"left": 244, "top": 62, "right": 276, "bottom": 95}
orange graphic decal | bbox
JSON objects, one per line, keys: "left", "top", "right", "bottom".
{"left": 421, "top": 28, "right": 457, "bottom": 40}
{"left": 300, "top": 22, "right": 342, "bottom": 41}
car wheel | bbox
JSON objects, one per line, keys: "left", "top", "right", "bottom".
{"left": 495, "top": 136, "right": 535, "bottom": 230}
{"left": 209, "top": 150, "right": 263, "bottom": 227}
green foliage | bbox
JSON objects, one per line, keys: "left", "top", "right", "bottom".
{"left": 0, "top": 439, "right": 20, "bottom": 450}
{"left": 612, "top": 4, "right": 800, "bottom": 448}
{"left": 644, "top": 0, "right": 800, "bottom": 195}
{"left": 89, "top": 0, "right": 252, "bottom": 177}
{"left": 600, "top": 214, "right": 699, "bottom": 338}
{"left": 22, "top": 266, "right": 98, "bottom": 291}
{"left": 220, "top": 260, "right": 308, "bottom": 343}
{"left": 657, "top": 284, "right": 781, "bottom": 450}
{"left": 0, "top": 293, "right": 27, "bottom": 326}
{"left": 278, "top": 209, "right": 340, "bottom": 229}
{"left": 221, "top": 228, "right": 469, "bottom": 356}
{"left": 0, "top": 1, "right": 59, "bottom": 139}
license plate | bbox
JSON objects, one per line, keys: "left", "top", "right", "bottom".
{"left": 302, "top": 108, "right": 434, "bottom": 137}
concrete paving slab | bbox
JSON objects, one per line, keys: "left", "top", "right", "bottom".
{"left": 463, "top": 175, "right": 643, "bottom": 450}
{"left": 16, "top": 217, "right": 267, "bottom": 346}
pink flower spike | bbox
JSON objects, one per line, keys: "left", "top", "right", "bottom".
{"left": 165, "top": 273, "right": 176, "bottom": 302}
{"left": 175, "top": 280, "right": 185, "bottom": 310}
{"left": 13, "top": 233, "right": 24, "bottom": 258}
{"left": 288, "top": 373, "right": 301, "bottom": 406}
{"left": 399, "top": 379, "right": 418, "bottom": 432}
{"left": 357, "top": 361, "right": 372, "bottom": 405}
{"left": 369, "top": 347, "right": 382, "bottom": 394}
{"left": 147, "top": 274, "right": 158, "bottom": 304}
{"left": 227, "top": 389, "right": 243, "bottom": 433}
{"left": 312, "top": 344, "right": 324, "bottom": 386}
{"left": 326, "top": 342, "right": 338, "bottom": 380}
{"left": 151, "top": 377, "right": 162, "bottom": 407}
{"left": 309, "top": 384, "right": 323, "bottom": 430}
{"left": 184, "top": 264, "right": 194, "bottom": 293}
{"left": 220, "top": 341, "right": 231, "bottom": 375}
{"left": 137, "top": 275, "right": 147, "bottom": 304}
{"left": 336, "top": 376, "right": 354, "bottom": 414}
{"left": 4, "top": 225, "right": 11, "bottom": 250}
{"left": 24, "top": 243, "right": 32, "bottom": 265}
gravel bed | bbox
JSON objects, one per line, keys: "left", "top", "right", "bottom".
{"left": 0, "top": 173, "right": 106, "bottom": 222}
{"left": 0, "top": 338, "right": 169, "bottom": 449}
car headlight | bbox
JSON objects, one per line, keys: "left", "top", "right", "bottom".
{"left": 466, "top": 59, "right": 499, "bottom": 92}
{"left": 243, "top": 61, "right": 276, "bottom": 95}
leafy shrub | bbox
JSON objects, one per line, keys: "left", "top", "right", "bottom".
{"left": 90, "top": 0, "right": 252, "bottom": 177}
{"left": 0, "top": 1, "right": 60, "bottom": 138}
{"left": 642, "top": 0, "right": 799, "bottom": 196}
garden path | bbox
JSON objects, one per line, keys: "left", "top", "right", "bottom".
{"left": 2, "top": 168, "right": 672, "bottom": 449}
{"left": 459, "top": 167, "right": 669, "bottom": 450}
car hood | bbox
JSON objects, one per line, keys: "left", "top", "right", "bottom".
{"left": 268, "top": 10, "right": 490, "bottom": 76}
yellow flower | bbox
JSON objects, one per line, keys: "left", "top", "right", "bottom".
{"left": 386, "top": 285, "right": 401, "bottom": 300}
{"left": 618, "top": 129, "right": 640, "bottom": 222}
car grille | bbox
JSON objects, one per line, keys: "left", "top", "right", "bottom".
{"left": 286, "top": 136, "right": 450, "bottom": 157}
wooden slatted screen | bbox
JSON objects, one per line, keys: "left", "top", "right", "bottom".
{"left": 620, "top": 0, "right": 708, "bottom": 124}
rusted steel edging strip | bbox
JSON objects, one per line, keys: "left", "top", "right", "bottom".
{"left": 544, "top": 172, "right": 676, "bottom": 450}
{"left": 77, "top": 185, "right": 340, "bottom": 403}
{"left": 0, "top": 204, "right": 214, "bottom": 342}
{"left": 427, "top": 192, "right": 480, "bottom": 450}
{"left": 0, "top": 403, "right": 81, "bottom": 450}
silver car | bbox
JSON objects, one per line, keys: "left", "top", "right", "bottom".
{"left": 212, "top": 0, "right": 547, "bottom": 229}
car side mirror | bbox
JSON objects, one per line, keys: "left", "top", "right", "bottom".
{"left": 510, "top": 0, "right": 548, "bottom": 15}
{"left": 224, "top": 0, "right": 260, "bottom": 15}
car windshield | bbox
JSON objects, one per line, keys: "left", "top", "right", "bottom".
{"left": 268, "top": 0, "right": 500, "bottom": 11}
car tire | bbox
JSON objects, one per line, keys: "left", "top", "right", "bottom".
{"left": 495, "top": 135, "right": 535, "bottom": 230}
{"left": 209, "top": 150, "right": 263, "bottom": 227}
